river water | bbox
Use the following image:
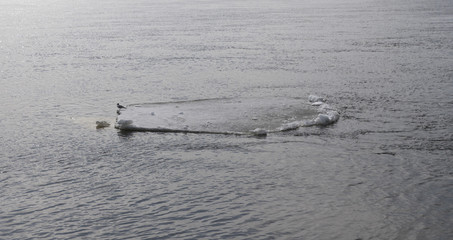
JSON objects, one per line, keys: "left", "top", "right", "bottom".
{"left": 1, "top": 0, "right": 452, "bottom": 239}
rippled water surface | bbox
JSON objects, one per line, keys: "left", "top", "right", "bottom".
{"left": 1, "top": 0, "right": 452, "bottom": 239}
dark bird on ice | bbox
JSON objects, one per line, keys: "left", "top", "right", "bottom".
{"left": 117, "top": 103, "right": 126, "bottom": 109}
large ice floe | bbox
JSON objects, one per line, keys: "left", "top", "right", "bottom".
{"left": 115, "top": 95, "right": 339, "bottom": 136}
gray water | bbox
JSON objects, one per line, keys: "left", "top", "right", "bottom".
{"left": 1, "top": 0, "right": 452, "bottom": 239}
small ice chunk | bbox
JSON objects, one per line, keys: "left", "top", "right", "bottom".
{"left": 278, "top": 121, "right": 302, "bottom": 131}
{"left": 311, "top": 101, "right": 324, "bottom": 106}
{"left": 314, "top": 114, "right": 331, "bottom": 125}
{"left": 328, "top": 111, "right": 340, "bottom": 122}
{"left": 304, "top": 111, "right": 340, "bottom": 126}
{"left": 308, "top": 95, "right": 325, "bottom": 103}
{"left": 251, "top": 128, "right": 267, "bottom": 136}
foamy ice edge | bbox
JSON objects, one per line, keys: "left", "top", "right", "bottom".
{"left": 257, "top": 95, "right": 340, "bottom": 134}
{"left": 115, "top": 95, "right": 340, "bottom": 136}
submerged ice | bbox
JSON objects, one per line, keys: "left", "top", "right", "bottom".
{"left": 115, "top": 96, "right": 340, "bottom": 135}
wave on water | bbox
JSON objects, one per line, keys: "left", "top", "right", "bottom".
{"left": 115, "top": 95, "right": 340, "bottom": 136}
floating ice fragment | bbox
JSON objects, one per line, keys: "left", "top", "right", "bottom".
{"left": 311, "top": 101, "right": 324, "bottom": 106}
{"left": 308, "top": 95, "right": 325, "bottom": 103}
{"left": 251, "top": 128, "right": 268, "bottom": 136}
{"left": 278, "top": 121, "right": 302, "bottom": 131}
{"left": 114, "top": 96, "right": 339, "bottom": 134}
{"left": 303, "top": 110, "right": 340, "bottom": 127}
{"left": 315, "top": 114, "right": 331, "bottom": 125}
